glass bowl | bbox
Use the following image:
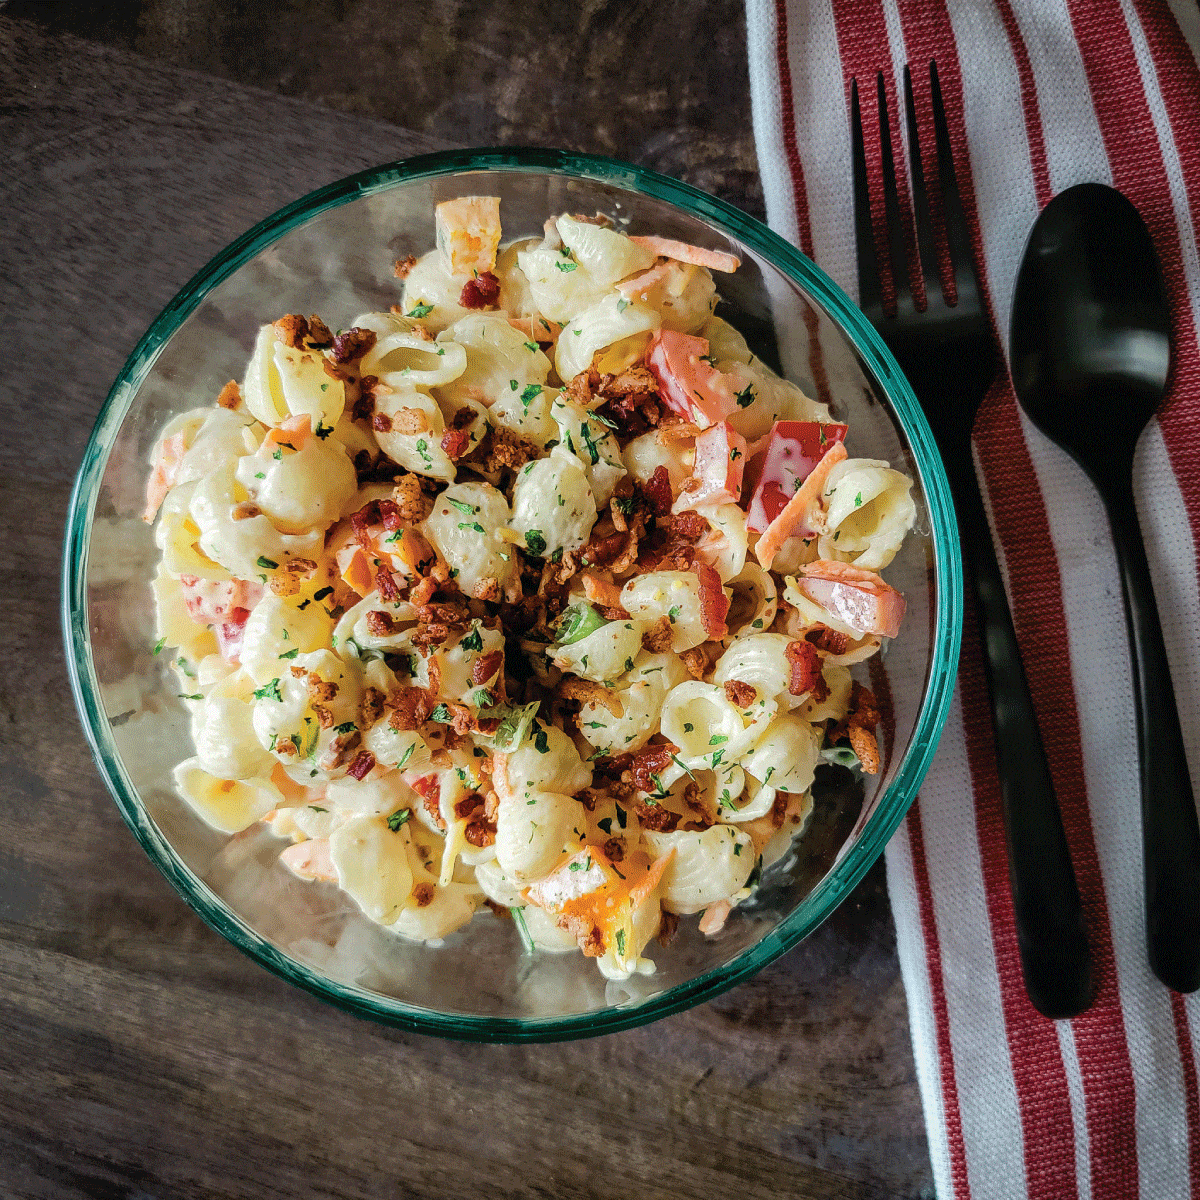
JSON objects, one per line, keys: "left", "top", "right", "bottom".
{"left": 63, "top": 148, "right": 961, "bottom": 1041}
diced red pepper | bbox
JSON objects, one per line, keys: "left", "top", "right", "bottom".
{"left": 645, "top": 330, "right": 738, "bottom": 429}
{"left": 742, "top": 421, "right": 848, "bottom": 534}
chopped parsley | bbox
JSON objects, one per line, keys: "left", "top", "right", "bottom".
{"left": 616, "top": 298, "right": 629, "bottom": 312}
{"left": 446, "top": 497, "right": 480, "bottom": 517}
{"left": 683, "top": 722, "right": 694, "bottom": 733}
{"left": 313, "top": 586, "right": 333, "bottom": 602}
{"left": 555, "top": 260, "right": 577, "bottom": 273}
{"left": 278, "top": 648, "right": 300, "bottom": 660}
{"left": 386, "top": 807, "right": 412, "bottom": 831}
{"left": 406, "top": 303, "right": 434, "bottom": 319}
{"left": 395, "top": 743, "right": 415, "bottom": 770}
{"left": 615, "top": 929, "right": 627, "bottom": 956}
{"left": 457, "top": 521, "right": 487, "bottom": 534}
{"left": 153, "top": 637, "right": 166, "bottom": 656}
{"left": 524, "top": 341, "right": 538, "bottom": 352}
{"left": 854, "top": 492, "right": 863, "bottom": 507}
{"left": 309, "top": 805, "right": 328, "bottom": 813}
{"left": 579, "top": 422, "right": 601, "bottom": 465}
{"left": 615, "top": 804, "right": 627, "bottom": 829}
{"left": 254, "top": 471, "right": 265, "bottom": 480}
{"left": 333, "top": 721, "right": 357, "bottom": 735}
{"left": 533, "top": 727, "right": 550, "bottom": 754}
{"left": 416, "top": 438, "right": 433, "bottom": 466}
{"left": 458, "top": 627, "right": 483, "bottom": 652}
{"left": 734, "top": 385, "right": 756, "bottom": 408}
{"left": 668, "top": 605, "right": 681, "bottom": 624}
{"left": 256, "top": 555, "right": 278, "bottom": 570}
{"left": 709, "top": 734, "right": 728, "bottom": 746}
{"left": 314, "top": 421, "right": 334, "bottom": 439}
{"left": 520, "top": 383, "right": 542, "bottom": 405}
{"left": 597, "top": 817, "right": 613, "bottom": 834}
{"left": 252, "top": 678, "right": 282, "bottom": 702}
{"left": 177, "top": 693, "right": 203, "bottom": 701}
{"left": 429, "top": 704, "right": 452, "bottom": 723}
{"left": 524, "top": 529, "right": 547, "bottom": 556}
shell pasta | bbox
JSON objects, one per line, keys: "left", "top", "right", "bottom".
{"left": 145, "top": 197, "right": 915, "bottom": 980}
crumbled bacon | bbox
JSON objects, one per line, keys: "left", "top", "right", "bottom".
{"left": 352, "top": 379, "right": 377, "bottom": 423}
{"left": 330, "top": 327, "right": 376, "bottom": 365}
{"left": 680, "top": 646, "right": 712, "bottom": 680}
{"left": 694, "top": 560, "right": 730, "bottom": 640}
{"left": 784, "top": 639, "right": 822, "bottom": 697}
{"left": 216, "top": 380, "right": 240, "bottom": 410}
{"left": 583, "top": 529, "right": 632, "bottom": 569}
{"left": 464, "top": 818, "right": 497, "bottom": 847}
{"left": 475, "top": 424, "right": 538, "bottom": 473}
{"left": 556, "top": 913, "right": 606, "bottom": 957}
{"left": 392, "top": 474, "right": 433, "bottom": 524}
{"left": 306, "top": 674, "right": 338, "bottom": 704}
{"left": 829, "top": 682, "right": 882, "bottom": 775}
{"left": 350, "top": 500, "right": 381, "bottom": 547}
{"left": 658, "top": 911, "right": 680, "bottom": 947}
{"left": 312, "top": 703, "right": 334, "bottom": 730}
{"left": 373, "top": 412, "right": 393, "bottom": 433}
{"left": 630, "top": 742, "right": 678, "bottom": 793}
{"left": 375, "top": 499, "right": 402, "bottom": 532}
{"left": 389, "top": 686, "right": 433, "bottom": 731}
{"left": 723, "top": 679, "right": 756, "bottom": 708}
{"left": 273, "top": 314, "right": 310, "bottom": 348}
{"left": 641, "top": 616, "right": 674, "bottom": 654}
{"left": 558, "top": 677, "right": 624, "bottom": 717}
{"left": 366, "top": 610, "right": 398, "bottom": 636}
{"left": 633, "top": 797, "right": 681, "bottom": 832}
{"left": 805, "top": 624, "right": 851, "bottom": 656}
{"left": 643, "top": 466, "right": 673, "bottom": 517}
{"left": 580, "top": 572, "right": 625, "bottom": 611}
{"left": 393, "top": 255, "right": 417, "bottom": 279}
{"left": 472, "top": 577, "right": 501, "bottom": 602}
{"left": 471, "top": 650, "right": 503, "bottom": 686}
{"left": 848, "top": 725, "right": 880, "bottom": 774}
{"left": 360, "top": 686, "right": 386, "bottom": 728}
{"left": 412, "top": 883, "right": 435, "bottom": 907}
{"left": 346, "top": 751, "right": 376, "bottom": 781}
{"left": 441, "top": 427, "right": 471, "bottom": 460}
{"left": 391, "top": 407, "right": 430, "bottom": 435}
{"left": 459, "top": 271, "right": 501, "bottom": 309}
{"left": 657, "top": 418, "right": 700, "bottom": 444}
{"left": 603, "top": 836, "right": 625, "bottom": 863}
{"left": 376, "top": 568, "right": 401, "bottom": 602}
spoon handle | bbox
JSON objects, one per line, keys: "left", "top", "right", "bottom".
{"left": 952, "top": 465, "right": 1094, "bottom": 1017}
{"left": 1103, "top": 475, "right": 1200, "bottom": 993}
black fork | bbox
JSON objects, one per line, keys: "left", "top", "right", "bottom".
{"left": 852, "top": 62, "right": 1093, "bottom": 1018}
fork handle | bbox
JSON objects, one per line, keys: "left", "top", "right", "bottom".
{"left": 951, "top": 464, "right": 1094, "bottom": 1018}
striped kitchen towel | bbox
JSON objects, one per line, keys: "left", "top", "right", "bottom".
{"left": 746, "top": 1, "right": 1200, "bottom": 1196}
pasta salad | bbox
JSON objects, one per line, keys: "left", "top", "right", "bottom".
{"left": 145, "top": 196, "right": 915, "bottom": 981}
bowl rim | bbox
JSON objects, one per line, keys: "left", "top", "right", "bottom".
{"left": 62, "top": 146, "right": 962, "bottom": 1042}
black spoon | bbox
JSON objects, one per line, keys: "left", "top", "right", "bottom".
{"left": 1010, "top": 182, "right": 1200, "bottom": 994}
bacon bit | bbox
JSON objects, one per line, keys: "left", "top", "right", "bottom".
{"left": 694, "top": 560, "right": 730, "bottom": 640}
{"left": 393, "top": 255, "right": 417, "bottom": 279}
{"left": 558, "top": 677, "right": 624, "bottom": 717}
{"left": 273, "top": 314, "right": 310, "bottom": 348}
{"left": 556, "top": 912, "right": 606, "bottom": 957}
{"left": 372, "top": 499, "right": 400, "bottom": 532}
{"left": 327, "top": 730, "right": 361, "bottom": 769}
{"left": 216, "top": 380, "right": 241, "bottom": 410}
{"left": 641, "top": 616, "right": 673, "bottom": 654}
{"left": 441, "top": 426, "right": 471, "bottom": 460}
{"left": 630, "top": 742, "right": 678, "bottom": 793}
{"left": 643, "top": 465, "right": 673, "bottom": 517}
{"left": 565, "top": 368, "right": 598, "bottom": 406}
{"left": 390, "top": 474, "right": 432, "bottom": 524}
{"left": 459, "top": 270, "right": 501, "bottom": 309}
{"left": 365, "top": 610, "right": 398, "bottom": 636}
{"left": 389, "top": 686, "right": 433, "bottom": 731}
{"left": 633, "top": 797, "right": 681, "bottom": 832}
{"left": 784, "top": 639, "right": 822, "bottom": 697}
{"left": 412, "top": 883, "right": 435, "bottom": 907}
{"left": 580, "top": 572, "right": 625, "bottom": 611}
{"left": 603, "top": 836, "right": 625, "bottom": 863}
{"left": 360, "top": 686, "right": 385, "bottom": 728}
{"left": 658, "top": 910, "right": 680, "bottom": 946}
{"left": 464, "top": 818, "right": 497, "bottom": 847}
{"left": 376, "top": 568, "right": 401, "bottom": 603}
{"left": 538, "top": 550, "right": 579, "bottom": 595}
{"left": 805, "top": 625, "right": 851, "bottom": 656}
{"left": 391, "top": 406, "right": 430, "bottom": 435}
{"left": 848, "top": 725, "right": 880, "bottom": 775}
{"left": 476, "top": 423, "right": 539, "bottom": 473}
{"left": 408, "top": 576, "right": 437, "bottom": 608}
{"left": 306, "top": 674, "right": 338, "bottom": 704}
{"left": 346, "top": 751, "right": 376, "bottom": 781}
{"left": 723, "top": 679, "right": 756, "bottom": 708}
{"left": 472, "top": 577, "right": 501, "bottom": 602}
{"left": 471, "top": 649, "right": 503, "bottom": 686}
{"left": 372, "top": 412, "right": 393, "bottom": 433}
{"left": 330, "top": 327, "right": 376, "bottom": 365}
{"left": 290, "top": 665, "right": 308, "bottom": 679}
{"left": 484, "top": 898, "right": 511, "bottom": 918}
{"left": 680, "top": 646, "right": 711, "bottom": 680}
{"left": 312, "top": 703, "right": 334, "bottom": 730}
{"left": 350, "top": 500, "right": 381, "bottom": 548}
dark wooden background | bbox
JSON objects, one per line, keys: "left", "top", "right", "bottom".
{"left": 0, "top": 5, "right": 934, "bottom": 1197}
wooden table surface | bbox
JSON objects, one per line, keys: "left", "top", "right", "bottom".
{"left": 0, "top": 12, "right": 934, "bottom": 1198}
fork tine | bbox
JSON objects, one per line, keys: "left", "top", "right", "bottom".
{"left": 851, "top": 78, "right": 883, "bottom": 315}
{"left": 874, "top": 72, "right": 912, "bottom": 311}
{"left": 929, "top": 60, "right": 978, "bottom": 310}
{"left": 902, "top": 64, "right": 940, "bottom": 299}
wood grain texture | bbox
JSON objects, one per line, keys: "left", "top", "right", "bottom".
{"left": 0, "top": 15, "right": 933, "bottom": 1199}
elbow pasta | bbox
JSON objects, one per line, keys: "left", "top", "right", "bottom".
{"left": 145, "top": 197, "right": 915, "bottom": 981}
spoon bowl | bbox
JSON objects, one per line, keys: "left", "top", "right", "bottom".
{"left": 1010, "top": 182, "right": 1200, "bottom": 994}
